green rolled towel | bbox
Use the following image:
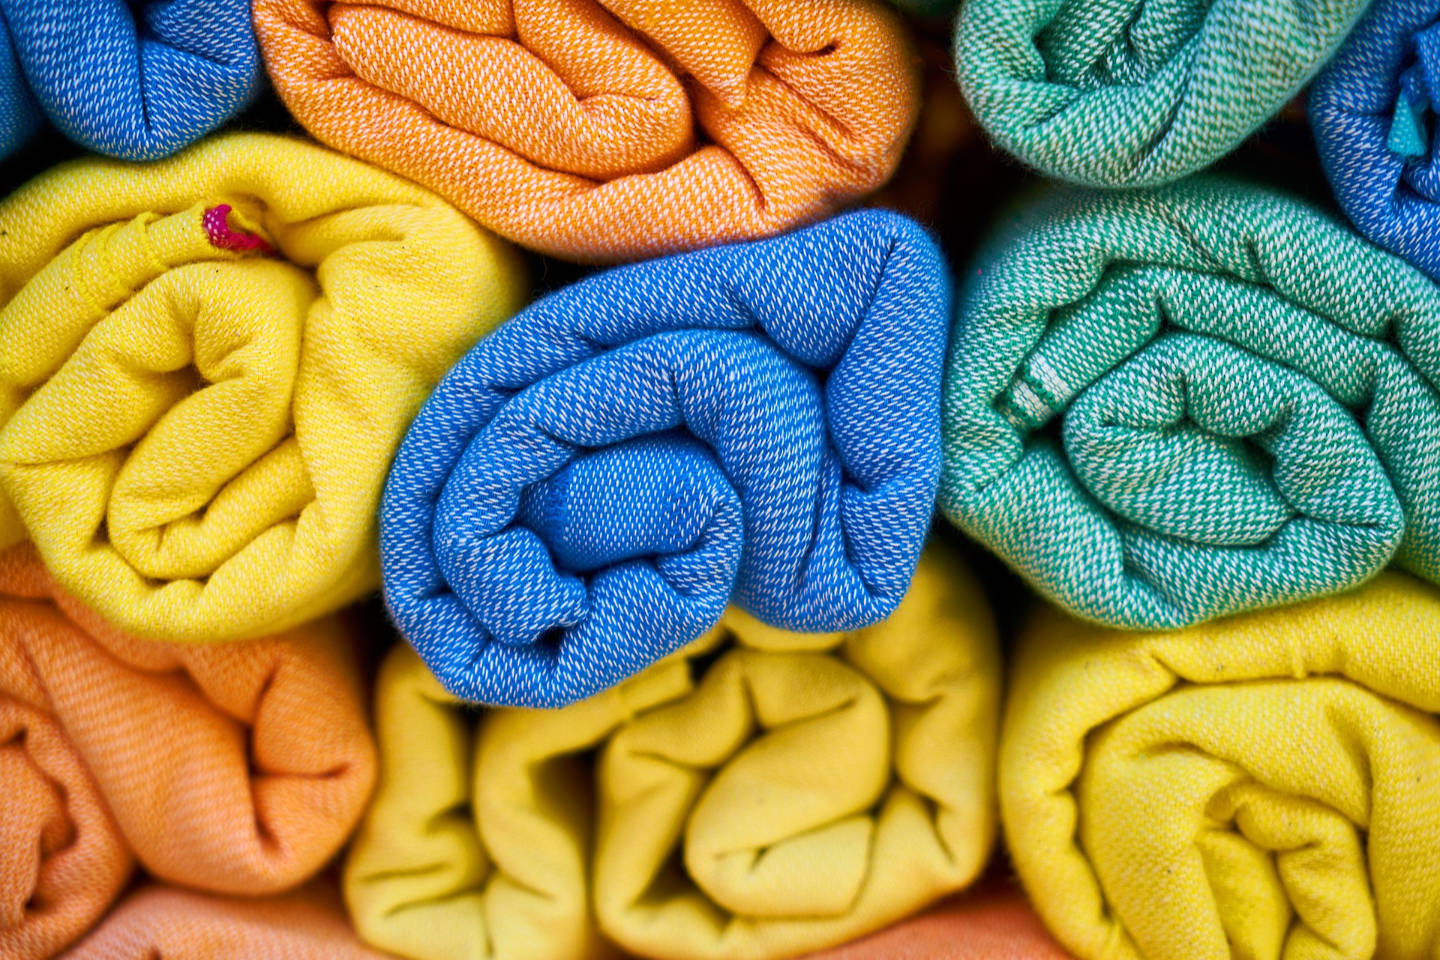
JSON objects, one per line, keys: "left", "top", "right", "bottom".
{"left": 953, "top": 0, "right": 1370, "bottom": 186}
{"left": 938, "top": 177, "right": 1440, "bottom": 629}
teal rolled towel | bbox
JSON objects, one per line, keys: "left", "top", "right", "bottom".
{"left": 939, "top": 177, "right": 1440, "bottom": 628}
{"left": 954, "top": 0, "right": 1370, "bottom": 186}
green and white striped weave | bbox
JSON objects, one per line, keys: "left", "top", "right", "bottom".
{"left": 939, "top": 177, "right": 1440, "bottom": 628}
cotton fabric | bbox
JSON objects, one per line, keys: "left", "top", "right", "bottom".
{"left": 1311, "top": 0, "right": 1440, "bottom": 281}
{"left": 807, "top": 884, "right": 1074, "bottom": 960}
{"left": 59, "top": 884, "right": 394, "bottom": 960}
{"left": 382, "top": 210, "right": 948, "bottom": 708}
{"left": 347, "top": 545, "right": 998, "bottom": 960}
{"left": 954, "top": 0, "right": 1370, "bottom": 187}
{"left": 1002, "top": 573, "right": 1440, "bottom": 960}
{"left": 0, "top": 545, "right": 376, "bottom": 960}
{"left": 0, "top": 0, "right": 260, "bottom": 161}
{"left": 938, "top": 176, "right": 1440, "bottom": 629}
{"left": 253, "top": 0, "right": 920, "bottom": 263}
{"left": 0, "top": 132, "right": 524, "bottom": 644}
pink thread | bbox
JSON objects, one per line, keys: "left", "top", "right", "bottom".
{"left": 202, "top": 204, "right": 273, "bottom": 254}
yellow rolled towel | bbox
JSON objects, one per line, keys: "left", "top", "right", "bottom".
{"left": 1002, "top": 573, "right": 1440, "bottom": 960}
{"left": 0, "top": 132, "right": 524, "bottom": 643}
{"left": 346, "top": 543, "right": 999, "bottom": 960}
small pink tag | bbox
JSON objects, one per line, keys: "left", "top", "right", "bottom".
{"left": 203, "top": 204, "right": 274, "bottom": 254}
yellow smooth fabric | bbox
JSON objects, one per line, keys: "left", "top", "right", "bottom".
{"left": 346, "top": 543, "right": 999, "bottom": 960}
{"left": 1001, "top": 572, "right": 1440, "bottom": 960}
{"left": 0, "top": 132, "right": 524, "bottom": 643}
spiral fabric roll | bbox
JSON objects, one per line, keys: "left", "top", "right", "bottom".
{"left": 253, "top": 0, "right": 919, "bottom": 263}
{"left": 1312, "top": 0, "right": 1440, "bottom": 281}
{"left": 0, "top": 545, "right": 376, "bottom": 960}
{"left": 348, "top": 545, "right": 998, "bottom": 960}
{"left": 954, "top": 0, "right": 1370, "bottom": 187}
{"left": 382, "top": 210, "right": 947, "bottom": 708}
{"left": 1003, "top": 574, "right": 1440, "bottom": 960}
{"left": 0, "top": 0, "right": 260, "bottom": 161}
{"left": 60, "top": 884, "right": 393, "bottom": 960}
{"left": 938, "top": 177, "right": 1440, "bottom": 630}
{"left": 0, "top": 133, "right": 524, "bottom": 644}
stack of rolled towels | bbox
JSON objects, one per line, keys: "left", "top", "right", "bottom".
{"left": 3, "top": 1, "right": 1439, "bottom": 958}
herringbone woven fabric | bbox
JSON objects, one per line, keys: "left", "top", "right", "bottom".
{"left": 0, "top": 133, "right": 524, "bottom": 644}
{"left": 252, "top": 0, "right": 920, "bottom": 263}
{"left": 954, "top": 0, "right": 1370, "bottom": 187}
{"left": 347, "top": 545, "right": 998, "bottom": 960}
{"left": 0, "top": 0, "right": 260, "bottom": 161}
{"left": 1311, "top": 0, "right": 1440, "bottom": 281}
{"left": 1002, "top": 573, "right": 1440, "bottom": 960}
{"left": 939, "top": 176, "right": 1440, "bottom": 629}
{"left": 60, "top": 884, "right": 394, "bottom": 960}
{"left": 0, "top": 545, "right": 376, "bottom": 960}
{"left": 382, "top": 210, "right": 948, "bottom": 708}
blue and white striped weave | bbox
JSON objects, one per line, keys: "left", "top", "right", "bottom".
{"left": 381, "top": 210, "right": 950, "bottom": 707}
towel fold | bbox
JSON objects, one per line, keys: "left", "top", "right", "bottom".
{"left": 1311, "top": 0, "right": 1440, "bottom": 281}
{"left": 806, "top": 884, "right": 1073, "bottom": 960}
{"left": 347, "top": 544, "right": 998, "bottom": 960}
{"left": 1002, "top": 573, "right": 1440, "bottom": 960}
{"left": 0, "top": 545, "right": 376, "bottom": 960}
{"left": 0, "top": 132, "right": 524, "bottom": 644}
{"left": 938, "top": 177, "right": 1440, "bottom": 629}
{"left": 253, "top": 0, "right": 919, "bottom": 263}
{"left": 382, "top": 210, "right": 947, "bottom": 707}
{"left": 59, "top": 883, "right": 392, "bottom": 960}
{"left": 953, "top": 0, "right": 1369, "bottom": 187}
{"left": 0, "top": 0, "right": 261, "bottom": 161}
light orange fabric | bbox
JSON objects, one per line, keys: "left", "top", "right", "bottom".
{"left": 803, "top": 883, "right": 1074, "bottom": 960}
{"left": 59, "top": 883, "right": 394, "bottom": 959}
{"left": 253, "top": 0, "right": 921, "bottom": 263}
{"left": 0, "top": 544, "right": 377, "bottom": 960}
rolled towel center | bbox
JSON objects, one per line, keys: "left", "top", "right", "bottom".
{"left": 442, "top": 433, "right": 745, "bottom": 649}
{"left": 1064, "top": 334, "right": 1398, "bottom": 548}
{"left": 1389, "top": 21, "right": 1440, "bottom": 157}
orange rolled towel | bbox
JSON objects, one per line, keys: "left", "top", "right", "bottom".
{"left": 58, "top": 883, "right": 393, "bottom": 960}
{"left": 253, "top": 0, "right": 920, "bottom": 262}
{"left": 0, "top": 545, "right": 376, "bottom": 959}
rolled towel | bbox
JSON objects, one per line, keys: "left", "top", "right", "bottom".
{"left": 953, "top": 0, "right": 1370, "bottom": 187}
{"left": 0, "top": 544, "right": 376, "bottom": 960}
{"left": 252, "top": 0, "right": 919, "bottom": 263}
{"left": 938, "top": 177, "right": 1440, "bottom": 629}
{"left": 0, "top": 132, "right": 524, "bottom": 644}
{"left": 59, "top": 883, "right": 392, "bottom": 960}
{"left": 1311, "top": 0, "right": 1440, "bottom": 281}
{"left": 1002, "top": 574, "right": 1440, "bottom": 960}
{"left": 0, "top": 0, "right": 260, "bottom": 161}
{"left": 347, "top": 545, "right": 998, "bottom": 960}
{"left": 382, "top": 210, "right": 948, "bottom": 708}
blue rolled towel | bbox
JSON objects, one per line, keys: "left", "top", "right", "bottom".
{"left": 382, "top": 210, "right": 950, "bottom": 708}
{"left": 0, "top": 0, "right": 260, "bottom": 161}
{"left": 1311, "top": 0, "right": 1440, "bottom": 279}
